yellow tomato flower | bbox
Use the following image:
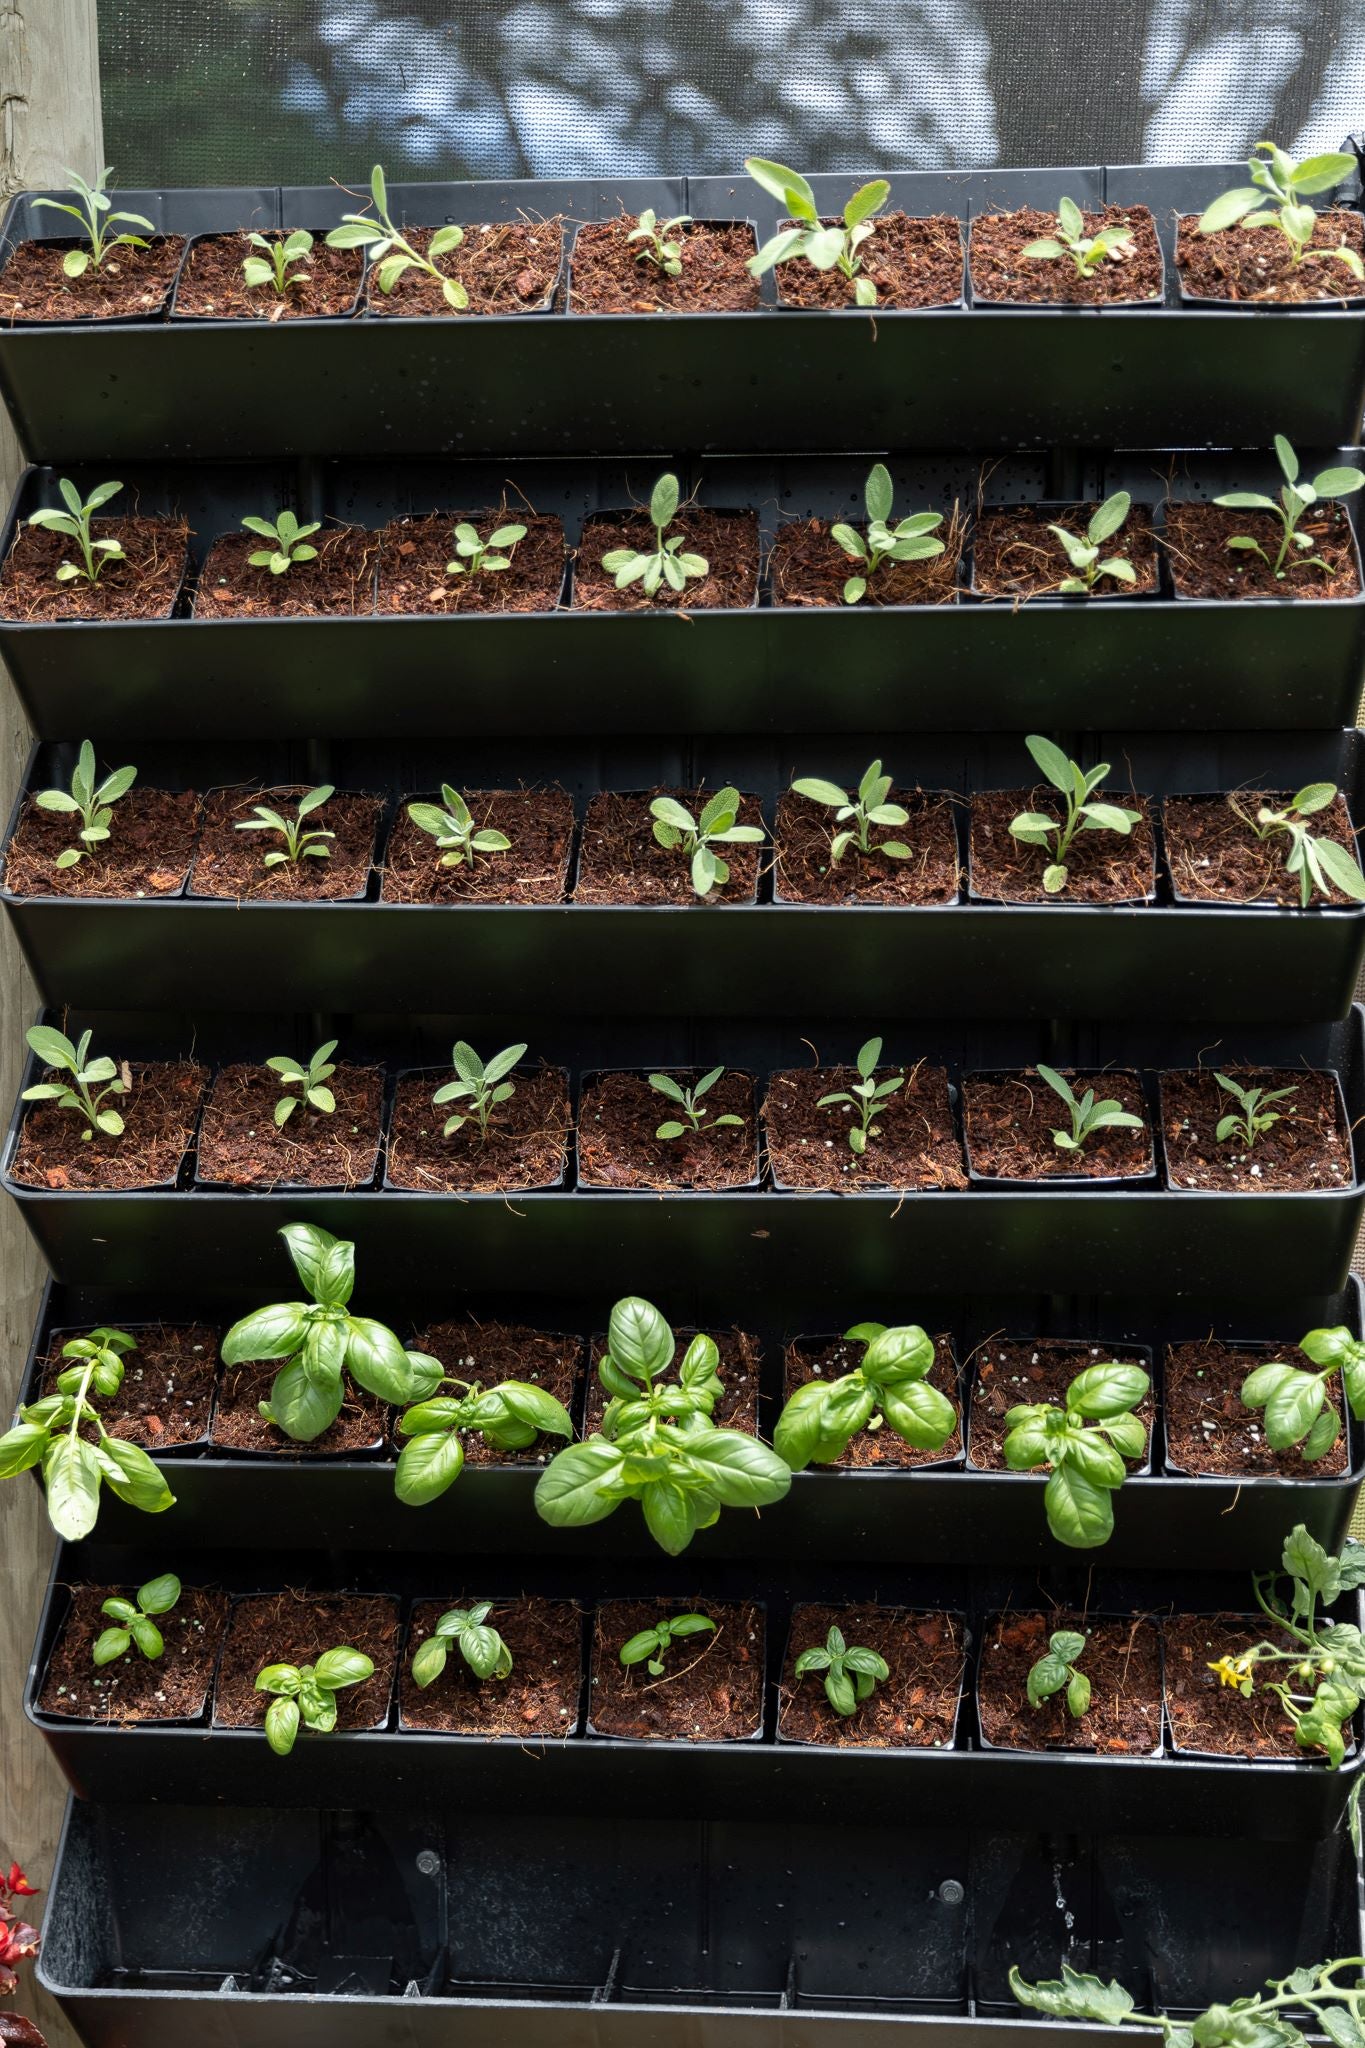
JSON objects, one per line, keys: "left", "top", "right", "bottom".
{"left": 1208, "top": 1654, "right": 1254, "bottom": 1691}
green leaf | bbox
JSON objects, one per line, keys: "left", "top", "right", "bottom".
{"left": 678, "top": 1428, "right": 792, "bottom": 1508}
{"left": 1064, "top": 1430, "right": 1127, "bottom": 1489}
{"left": 1081, "top": 802, "right": 1137, "bottom": 835}
{"left": 1066, "top": 1362, "right": 1149, "bottom": 1419}
{"left": 314, "top": 1646, "right": 374, "bottom": 1691}
{"left": 534, "top": 1440, "right": 629, "bottom": 1526}
{"left": 745, "top": 157, "right": 817, "bottom": 219}
{"left": 1102, "top": 1410, "right": 1147, "bottom": 1460}
{"left": 394, "top": 1428, "right": 465, "bottom": 1506}
{"left": 1024, "top": 735, "right": 1073, "bottom": 795}
{"left": 491, "top": 1381, "right": 573, "bottom": 1439}
{"left": 1043, "top": 1464, "right": 1116, "bottom": 1549}
{"left": 345, "top": 1316, "right": 415, "bottom": 1402}
{"left": 138, "top": 1573, "right": 181, "bottom": 1615}
{"left": 0, "top": 1423, "right": 51, "bottom": 1477}
{"left": 607, "top": 1296, "right": 674, "bottom": 1382}
{"left": 1067, "top": 1670, "right": 1092, "bottom": 1716}
{"left": 220, "top": 1301, "right": 308, "bottom": 1366}
{"left": 281, "top": 1221, "right": 350, "bottom": 1303}
{"left": 864, "top": 463, "right": 894, "bottom": 525}
{"left": 774, "top": 1380, "right": 836, "bottom": 1471}
{"left": 1284, "top": 1523, "right": 1341, "bottom": 1602}
{"left": 1008, "top": 1962, "right": 1135, "bottom": 2025}
{"left": 1313, "top": 837, "right": 1365, "bottom": 901}
{"left": 1027, "top": 1653, "right": 1069, "bottom": 1705}
{"left": 130, "top": 1618, "right": 164, "bottom": 1660}
{"left": 1264, "top": 1371, "right": 1328, "bottom": 1450}
{"left": 1310, "top": 466, "right": 1365, "bottom": 498}
{"left": 1301, "top": 1407, "right": 1343, "bottom": 1462}
{"left": 642, "top": 1478, "right": 698, "bottom": 1554}
{"left": 845, "top": 181, "right": 889, "bottom": 230}
{"left": 1198, "top": 185, "right": 1267, "bottom": 233}
{"left": 881, "top": 1379, "right": 957, "bottom": 1450}
{"left": 792, "top": 776, "right": 851, "bottom": 808}
{"left": 43, "top": 1433, "right": 102, "bottom": 1540}
{"left": 862, "top": 1324, "right": 935, "bottom": 1385}
{"left": 264, "top": 1696, "right": 300, "bottom": 1756}
{"left": 262, "top": 1357, "right": 345, "bottom": 1443}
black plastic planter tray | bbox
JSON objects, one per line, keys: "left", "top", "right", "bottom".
{"left": 4, "top": 454, "right": 1365, "bottom": 738}
{"left": 2, "top": 166, "right": 1363, "bottom": 460}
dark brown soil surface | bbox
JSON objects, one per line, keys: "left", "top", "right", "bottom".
{"left": 363, "top": 219, "right": 564, "bottom": 316}
{"left": 40, "top": 1322, "right": 217, "bottom": 1450}
{"left": 213, "top": 1592, "right": 398, "bottom": 1730}
{"left": 193, "top": 524, "right": 376, "bottom": 616}
{"left": 10, "top": 1059, "right": 205, "bottom": 1191}
{"left": 577, "top": 1068, "right": 757, "bottom": 1190}
{"left": 969, "top": 204, "right": 1163, "bottom": 305}
{"left": 1160, "top": 1067, "right": 1352, "bottom": 1193}
{"left": 3, "top": 788, "right": 200, "bottom": 899}
{"left": 977, "top": 1612, "right": 1162, "bottom": 1754}
{"left": 385, "top": 1064, "right": 570, "bottom": 1193}
{"left": 570, "top": 217, "right": 760, "bottom": 312}
{"left": 0, "top": 235, "right": 186, "bottom": 322}
{"left": 783, "top": 1331, "right": 961, "bottom": 1467}
{"left": 768, "top": 512, "right": 963, "bottom": 608}
{"left": 972, "top": 504, "right": 1159, "bottom": 599}
{"left": 589, "top": 1599, "right": 764, "bottom": 1741}
{"left": 779, "top": 1605, "right": 963, "bottom": 1748}
{"left": 967, "top": 1339, "right": 1153, "bottom": 1470}
{"left": 375, "top": 512, "right": 566, "bottom": 615}
{"left": 775, "top": 788, "right": 960, "bottom": 905}
{"left": 969, "top": 786, "right": 1156, "bottom": 903}
{"left": 1177, "top": 209, "right": 1365, "bottom": 304}
{"left": 188, "top": 786, "right": 379, "bottom": 902}
{"left": 173, "top": 231, "right": 363, "bottom": 318}
{"left": 962, "top": 1069, "right": 1153, "bottom": 1182}
{"left": 1165, "top": 500, "right": 1361, "bottom": 602}
{"left": 381, "top": 787, "right": 574, "bottom": 905}
{"left": 1164, "top": 1337, "right": 1350, "bottom": 1478}
{"left": 764, "top": 1060, "right": 967, "bottom": 1190}
{"left": 773, "top": 213, "right": 964, "bottom": 309}
{"left": 38, "top": 1585, "right": 227, "bottom": 1723}
{"left": 586, "top": 1328, "right": 762, "bottom": 1436}
{"left": 400, "top": 1597, "right": 582, "bottom": 1735}
{"left": 196, "top": 1063, "right": 384, "bottom": 1189}
{"left": 1164, "top": 1613, "right": 1347, "bottom": 1759}
{"left": 574, "top": 788, "right": 763, "bottom": 905}
{"left": 573, "top": 510, "right": 759, "bottom": 612}
{"left": 0, "top": 516, "right": 188, "bottom": 622}
{"left": 408, "top": 1320, "right": 584, "bottom": 1464}
{"left": 209, "top": 1362, "right": 386, "bottom": 1456}
{"left": 1164, "top": 791, "right": 1363, "bottom": 907}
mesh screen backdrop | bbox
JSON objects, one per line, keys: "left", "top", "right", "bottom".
{"left": 100, "top": 0, "right": 1365, "bottom": 186}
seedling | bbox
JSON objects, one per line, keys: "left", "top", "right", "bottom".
{"left": 1241, "top": 1324, "right": 1365, "bottom": 1461}
{"left": 1227, "top": 782, "right": 1365, "bottom": 907}
{"left": 829, "top": 464, "right": 945, "bottom": 603}
{"left": 1012, "top": 1954, "right": 1365, "bottom": 2040}
{"left": 746, "top": 158, "right": 889, "bottom": 305}
{"left": 433, "top": 1039, "right": 526, "bottom": 1139}
{"left": 256, "top": 1647, "right": 375, "bottom": 1756}
{"left": 0, "top": 1327, "right": 174, "bottom": 1541}
{"left": 818, "top": 1036, "right": 903, "bottom": 1157}
{"left": 628, "top": 209, "right": 690, "bottom": 276}
{"left": 92, "top": 1573, "right": 181, "bottom": 1667}
{"left": 794, "top": 1623, "right": 889, "bottom": 1717}
{"left": 411, "top": 1603, "right": 513, "bottom": 1687}
{"left": 602, "top": 473, "right": 708, "bottom": 595}
{"left": 1214, "top": 435, "right": 1364, "bottom": 579}
{"left": 242, "top": 229, "right": 314, "bottom": 295}
{"left": 27, "top": 478, "right": 125, "bottom": 585}
{"left": 1009, "top": 735, "right": 1143, "bottom": 894}
{"left": 35, "top": 740, "right": 137, "bottom": 869}
{"left": 535, "top": 1295, "right": 790, "bottom": 1554}
{"left": 1026, "top": 1628, "right": 1091, "bottom": 1717}
{"left": 1035, "top": 1064, "right": 1145, "bottom": 1156}
{"left": 650, "top": 1065, "right": 745, "bottom": 1141}
{"left": 395, "top": 1371, "right": 571, "bottom": 1506}
{"left": 791, "top": 760, "right": 913, "bottom": 863}
{"left": 22, "top": 1023, "right": 126, "bottom": 1140}
{"left": 1003, "top": 1360, "right": 1150, "bottom": 1549}
{"left": 649, "top": 787, "right": 763, "bottom": 899}
{"left": 325, "top": 163, "right": 467, "bottom": 307}
{"left": 266, "top": 1040, "right": 337, "bottom": 1127}
{"left": 1021, "top": 197, "right": 1135, "bottom": 278}
{"left": 1213, "top": 1070, "right": 1297, "bottom": 1149}
{"left": 407, "top": 787, "right": 512, "bottom": 868}
{"left": 234, "top": 784, "right": 334, "bottom": 869}
{"left": 240, "top": 509, "right": 321, "bottom": 575}
{"left": 620, "top": 1611, "right": 715, "bottom": 1676}
{"left": 776, "top": 1321, "right": 956, "bottom": 1469}
{"left": 1199, "top": 142, "right": 1363, "bottom": 282}
{"left": 1046, "top": 492, "right": 1136, "bottom": 593}
{"left": 221, "top": 1221, "right": 434, "bottom": 1443}
{"left": 446, "top": 518, "right": 526, "bottom": 576}
{"left": 32, "top": 166, "right": 154, "bottom": 278}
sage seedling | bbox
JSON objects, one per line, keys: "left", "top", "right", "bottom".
{"left": 32, "top": 166, "right": 153, "bottom": 278}
{"left": 407, "top": 786, "right": 512, "bottom": 868}
{"left": 1026, "top": 1628, "right": 1091, "bottom": 1717}
{"left": 602, "top": 473, "right": 708, "bottom": 595}
{"left": 791, "top": 760, "right": 912, "bottom": 863}
{"left": 1047, "top": 492, "right": 1136, "bottom": 593}
{"left": 1213, "top": 1071, "right": 1297, "bottom": 1149}
{"left": 266, "top": 1040, "right": 337, "bottom": 1127}
{"left": 650, "top": 787, "right": 763, "bottom": 898}
{"left": 35, "top": 740, "right": 137, "bottom": 869}
{"left": 325, "top": 163, "right": 467, "bottom": 307}
{"left": 447, "top": 519, "right": 526, "bottom": 576}
{"left": 0, "top": 1327, "right": 174, "bottom": 1541}
{"left": 22, "top": 1023, "right": 126, "bottom": 1139}
{"left": 93, "top": 1573, "right": 181, "bottom": 1667}
{"left": 242, "top": 229, "right": 313, "bottom": 295}
{"left": 1035, "top": 1064, "right": 1145, "bottom": 1155}
{"left": 1003, "top": 1360, "right": 1151, "bottom": 1549}
{"left": 746, "top": 158, "right": 889, "bottom": 305}
{"left": 829, "top": 464, "right": 944, "bottom": 604}
{"left": 412, "top": 1603, "right": 513, "bottom": 1687}
{"left": 794, "top": 1624, "right": 889, "bottom": 1717}
{"left": 1199, "top": 142, "right": 1363, "bottom": 281}
{"left": 628, "top": 209, "right": 689, "bottom": 275}
{"left": 234, "top": 784, "right": 334, "bottom": 868}
{"left": 1009, "top": 735, "right": 1143, "bottom": 894}
{"left": 1214, "top": 434, "right": 1364, "bottom": 579}
{"left": 27, "top": 479, "right": 125, "bottom": 585}
{"left": 650, "top": 1065, "right": 744, "bottom": 1141}
{"left": 395, "top": 1371, "right": 572, "bottom": 1505}
{"left": 433, "top": 1039, "right": 526, "bottom": 1139}
{"left": 1021, "top": 197, "right": 1135, "bottom": 278}
{"left": 777, "top": 1321, "right": 955, "bottom": 1469}
{"left": 1011, "top": 1953, "right": 1365, "bottom": 2037}
{"left": 619, "top": 1611, "right": 715, "bottom": 1676}
{"left": 1227, "top": 782, "right": 1365, "bottom": 906}
{"left": 1241, "top": 1325, "right": 1365, "bottom": 1460}
{"left": 818, "top": 1036, "right": 903, "bottom": 1157}
{"left": 240, "top": 509, "right": 321, "bottom": 575}
{"left": 256, "top": 1647, "right": 375, "bottom": 1756}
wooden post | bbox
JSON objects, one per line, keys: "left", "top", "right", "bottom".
{"left": 0, "top": 7, "right": 101, "bottom": 2044}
